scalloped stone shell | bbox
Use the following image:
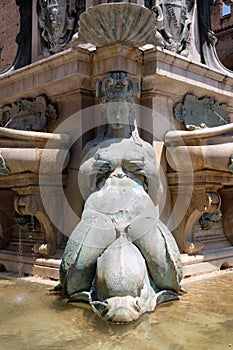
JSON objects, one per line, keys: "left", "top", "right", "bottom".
{"left": 78, "top": 3, "right": 159, "bottom": 47}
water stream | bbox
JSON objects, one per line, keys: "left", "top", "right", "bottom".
{"left": 0, "top": 271, "right": 233, "bottom": 350}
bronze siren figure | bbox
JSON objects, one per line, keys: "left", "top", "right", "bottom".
{"left": 58, "top": 72, "right": 183, "bottom": 323}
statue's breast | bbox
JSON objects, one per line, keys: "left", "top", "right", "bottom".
{"left": 85, "top": 176, "right": 150, "bottom": 216}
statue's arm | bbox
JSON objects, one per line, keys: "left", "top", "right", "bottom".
{"left": 78, "top": 154, "right": 114, "bottom": 198}
{"left": 143, "top": 149, "right": 163, "bottom": 206}
{"left": 78, "top": 157, "right": 97, "bottom": 199}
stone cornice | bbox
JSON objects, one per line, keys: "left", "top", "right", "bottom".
{"left": 0, "top": 47, "right": 92, "bottom": 106}
{"left": 1, "top": 44, "right": 233, "bottom": 109}
{"left": 143, "top": 47, "right": 233, "bottom": 103}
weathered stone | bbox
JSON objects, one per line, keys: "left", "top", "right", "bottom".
{"left": 149, "top": 0, "right": 195, "bottom": 57}
{"left": 166, "top": 123, "right": 233, "bottom": 173}
{"left": 72, "top": 3, "right": 164, "bottom": 48}
{"left": 37, "top": 0, "right": 85, "bottom": 56}
{"left": 1, "top": 95, "right": 57, "bottom": 131}
{"left": 174, "top": 94, "right": 230, "bottom": 129}
{"left": 199, "top": 210, "right": 222, "bottom": 231}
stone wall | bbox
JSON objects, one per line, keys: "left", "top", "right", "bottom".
{"left": 0, "top": 0, "right": 20, "bottom": 73}
{"left": 216, "top": 29, "right": 233, "bottom": 68}
{"left": 211, "top": 0, "right": 233, "bottom": 69}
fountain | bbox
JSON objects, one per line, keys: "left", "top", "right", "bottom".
{"left": 0, "top": 0, "right": 233, "bottom": 328}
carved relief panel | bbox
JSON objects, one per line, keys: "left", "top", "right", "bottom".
{"left": 37, "top": 0, "right": 85, "bottom": 56}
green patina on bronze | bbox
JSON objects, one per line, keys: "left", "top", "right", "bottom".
{"left": 59, "top": 72, "right": 182, "bottom": 323}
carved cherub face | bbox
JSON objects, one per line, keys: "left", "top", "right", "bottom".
{"left": 106, "top": 101, "right": 129, "bottom": 129}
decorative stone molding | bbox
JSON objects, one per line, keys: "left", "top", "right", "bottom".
{"left": 92, "top": 44, "right": 143, "bottom": 80}
{"left": 167, "top": 92, "right": 232, "bottom": 254}
{"left": 1, "top": 95, "right": 57, "bottom": 131}
{"left": 169, "top": 178, "right": 222, "bottom": 254}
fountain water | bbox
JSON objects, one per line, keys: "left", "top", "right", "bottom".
{"left": 1, "top": 271, "right": 233, "bottom": 349}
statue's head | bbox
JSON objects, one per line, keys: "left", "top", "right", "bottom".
{"left": 92, "top": 296, "right": 142, "bottom": 323}
{"left": 105, "top": 100, "right": 130, "bottom": 130}
{"left": 96, "top": 71, "right": 140, "bottom": 135}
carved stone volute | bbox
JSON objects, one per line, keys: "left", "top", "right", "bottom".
{"left": 14, "top": 194, "right": 57, "bottom": 257}
{"left": 170, "top": 183, "right": 222, "bottom": 255}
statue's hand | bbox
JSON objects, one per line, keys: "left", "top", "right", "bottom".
{"left": 93, "top": 154, "right": 114, "bottom": 173}
{"left": 126, "top": 159, "right": 146, "bottom": 175}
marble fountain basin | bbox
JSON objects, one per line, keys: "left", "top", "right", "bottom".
{"left": 0, "top": 127, "right": 71, "bottom": 174}
{"left": 165, "top": 123, "right": 233, "bottom": 173}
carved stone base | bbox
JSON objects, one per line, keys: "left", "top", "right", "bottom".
{"left": 167, "top": 169, "right": 233, "bottom": 277}
{"left": 13, "top": 187, "right": 63, "bottom": 257}
{"left": 0, "top": 173, "right": 67, "bottom": 259}
{"left": 0, "top": 250, "right": 62, "bottom": 280}
{"left": 182, "top": 247, "right": 233, "bottom": 277}
{"left": 168, "top": 170, "right": 233, "bottom": 256}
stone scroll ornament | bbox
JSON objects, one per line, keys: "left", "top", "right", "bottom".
{"left": 56, "top": 72, "right": 183, "bottom": 323}
{"left": 37, "top": 0, "right": 85, "bottom": 56}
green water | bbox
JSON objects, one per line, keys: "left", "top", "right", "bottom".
{"left": 0, "top": 272, "right": 233, "bottom": 350}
